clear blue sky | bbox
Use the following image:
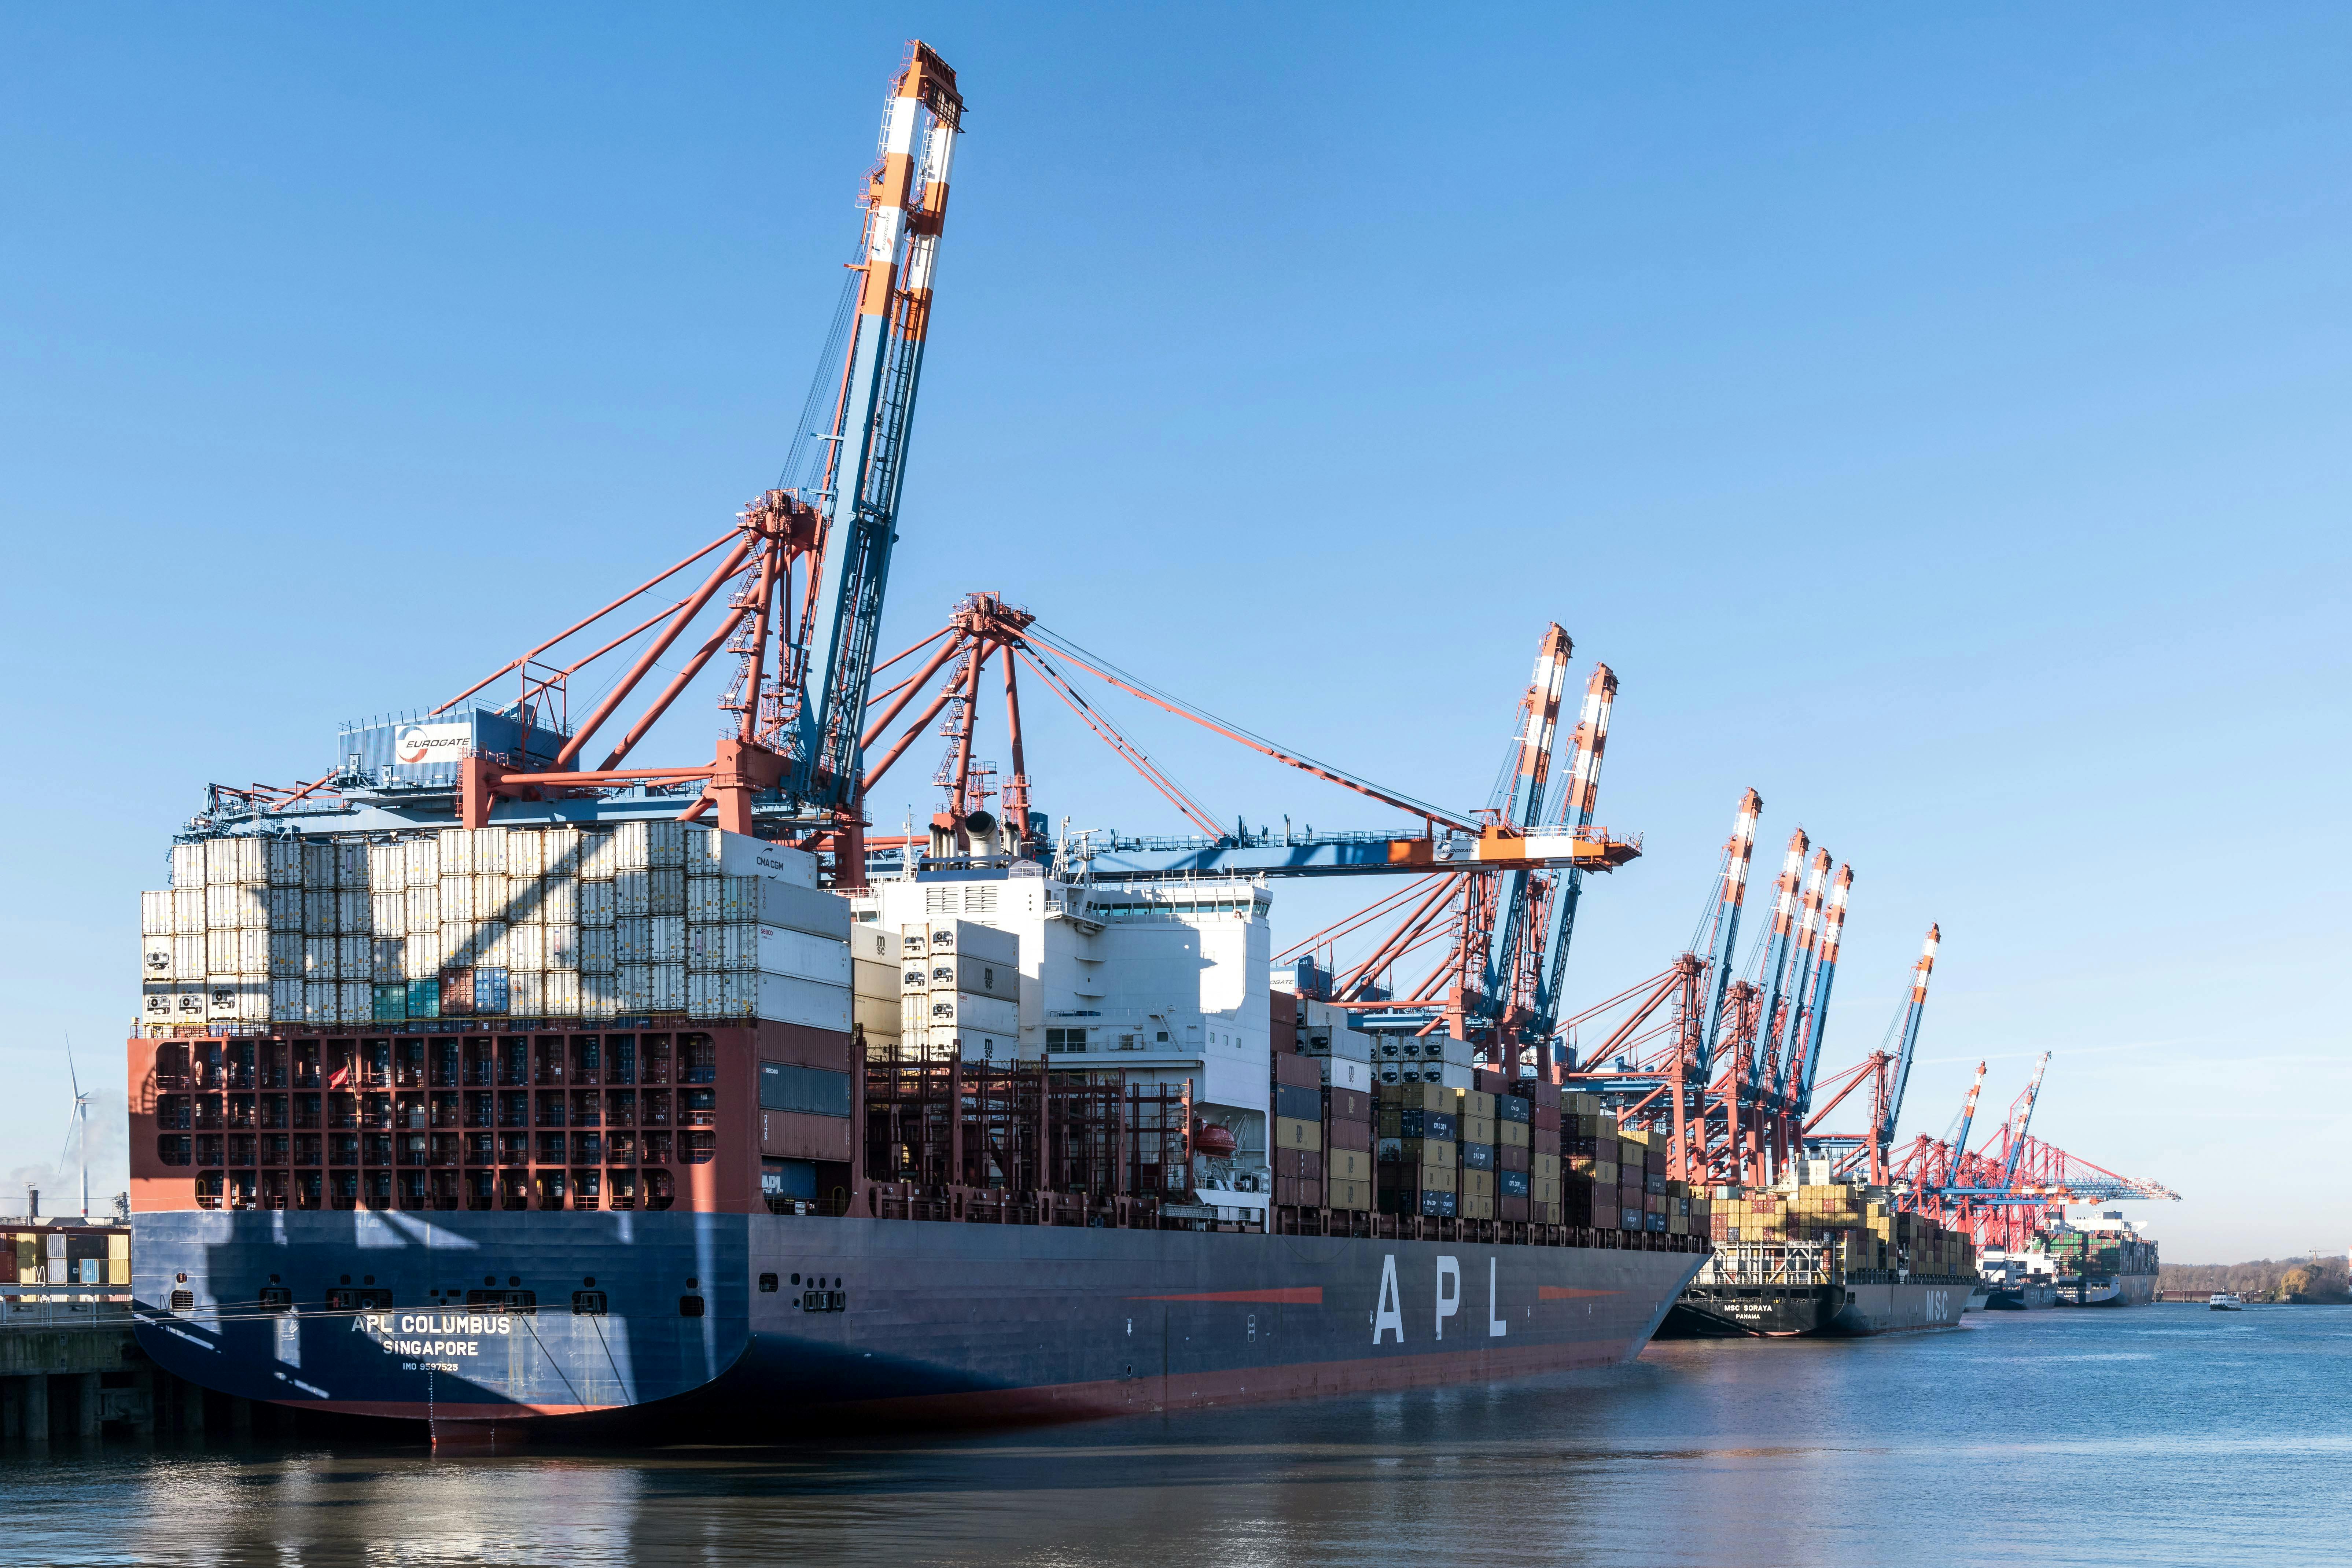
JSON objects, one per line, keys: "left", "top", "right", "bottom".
{"left": 3, "top": 5, "right": 2344, "bottom": 1259}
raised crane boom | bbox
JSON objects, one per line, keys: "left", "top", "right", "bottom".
{"left": 1999, "top": 1049, "right": 2049, "bottom": 1190}
{"left": 795, "top": 44, "right": 965, "bottom": 809}
{"left": 1693, "top": 789, "right": 1763, "bottom": 1078}
{"left": 1873, "top": 923, "right": 1941, "bottom": 1160}
{"left": 1793, "top": 862, "right": 1853, "bottom": 1113}
{"left": 1532, "top": 664, "right": 1620, "bottom": 1042}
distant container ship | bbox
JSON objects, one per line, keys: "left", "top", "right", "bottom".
{"left": 2044, "top": 1215, "right": 2159, "bottom": 1306}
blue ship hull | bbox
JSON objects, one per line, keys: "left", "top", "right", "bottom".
{"left": 132, "top": 1211, "right": 1705, "bottom": 1433}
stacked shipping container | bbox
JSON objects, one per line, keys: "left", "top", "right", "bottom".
{"left": 139, "top": 825, "right": 846, "bottom": 1031}
{"left": 895, "top": 920, "right": 1018, "bottom": 1064}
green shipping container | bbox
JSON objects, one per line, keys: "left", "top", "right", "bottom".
{"left": 406, "top": 978, "right": 440, "bottom": 1020}
{"left": 372, "top": 983, "right": 407, "bottom": 1023}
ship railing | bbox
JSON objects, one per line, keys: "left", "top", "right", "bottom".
{"left": 1697, "top": 1241, "right": 1833, "bottom": 1287}
{"left": 0, "top": 1289, "right": 138, "bottom": 1331}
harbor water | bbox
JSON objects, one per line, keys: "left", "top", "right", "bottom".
{"left": 13, "top": 1305, "right": 2349, "bottom": 1566}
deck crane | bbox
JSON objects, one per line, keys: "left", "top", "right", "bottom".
{"left": 1767, "top": 849, "right": 1832, "bottom": 1107}
{"left": 1791, "top": 864, "right": 1853, "bottom": 1116}
{"left": 1478, "top": 625, "right": 1575, "bottom": 1064}
{"left": 1693, "top": 790, "right": 1763, "bottom": 1081}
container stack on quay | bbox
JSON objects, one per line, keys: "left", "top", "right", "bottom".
{"left": 138, "top": 824, "right": 850, "bottom": 1033}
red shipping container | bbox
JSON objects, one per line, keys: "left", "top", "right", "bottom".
{"left": 1273, "top": 1052, "right": 1320, "bottom": 1090}
{"left": 1323, "top": 1086, "right": 1368, "bottom": 1121}
{"left": 1325, "top": 1117, "right": 1372, "bottom": 1151}
{"left": 1497, "top": 1194, "right": 1530, "bottom": 1222}
{"left": 1512, "top": 1079, "right": 1561, "bottom": 1110}
{"left": 1299, "top": 1150, "right": 1323, "bottom": 1182}
{"left": 1294, "top": 1180, "right": 1324, "bottom": 1209}
{"left": 1498, "top": 1144, "right": 1530, "bottom": 1173}
{"left": 1270, "top": 993, "right": 1299, "bottom": 1054}
{"left": 1531, "top": 1105, "right": 1560, "bottom": 1131}
{"left": 1274, "top": 1175, "right": 1300, "bottom": 1207}
{"left": 1531, "top": 1128, "right": 1560, "bottom": 1155}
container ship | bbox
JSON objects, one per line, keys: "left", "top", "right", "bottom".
{"left": 127, "top": 823, "right": 1706, "bottom": 1443}
{"left": 2043, "top": 1216, "right": 2159, "bottom": 1306}
{"left": 1655, "top": 1166, "right": 1976, "bottom": 1337}
{"left": 120, "top": 40, "right": 1716, "bottom": 1444}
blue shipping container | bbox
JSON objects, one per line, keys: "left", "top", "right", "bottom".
{"left": 406, "top": 978, "right": 440, "bottom": 1020}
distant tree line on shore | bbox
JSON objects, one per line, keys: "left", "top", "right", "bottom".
{"left": 2158, "top": 1256, "right": 2349, "bottom": 1303}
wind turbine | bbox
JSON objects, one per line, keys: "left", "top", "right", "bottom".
{"left": 59, "top": 1034, "right": 90, "bottom": 1219}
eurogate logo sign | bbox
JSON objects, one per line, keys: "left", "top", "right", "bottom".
{"left": 394, "top": 722, "right": 473, "bottom": 766}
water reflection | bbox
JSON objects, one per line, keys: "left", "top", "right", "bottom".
{"left": 12, "top": 1307, "right": 2351, "bottom": 1567}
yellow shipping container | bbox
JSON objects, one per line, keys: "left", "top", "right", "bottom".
{"left": 1455, "top": 1089, "right": 1497, "bottom": 1120}
{"left": 1328, "top": 1148, "right": 1372, "bottom": 1182}
{"left": 1275, "top": 1115, "right": 1322, "bottom": 1152}
{"left": 1532, "top": 1175, "right": 1562, "bottom": 1203}
{"left": 1328, "top": 1178, "right": 1372, "bottom": 1212}
{"left": 1460, "top": 1194, "right": 1497, "bottom": 1221}
{"left": 1462, "top": 1169, "right": 1497, "bottom": 1199}
{"left": 1498, "top": 1120, "right": 1530, "bottom": 1149}
{"left": 1532, "top": 1152, "right": 1561, "bottom": 1179}
{"left": 1460, "top": 1115, "right": 1497, "bottom": 1147}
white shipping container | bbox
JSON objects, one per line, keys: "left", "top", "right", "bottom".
{"left": 336, "top": 888, "right": 371, "bottom": 935}
{"left": 652, "top": 961, "right": 687, "bottom": 1013}
{"left": 757, "top": 881, "right": 853, "bottom": 941}
{"left": 683, "top": 827, "right": 819, "bottom": 888}
{"left": 472, "top": 872, "right": 511, "bottom": 923}
{"left": 753, "top": 972, "right": 851, "bottom": 1032}
{"left": 172, "top": 887, "right": 206, "bottom": 936}
{"left": 406, "top": 836, "right": 440, "bottom": 888}
{"left": 438, "top": 827, "right": 472, "bottom": 877}
{"left": 580, "top": 970, "right": 619, "bottom": 1021}
{"left": 439, "top": 875, "right": 470, "bottom": 924}
{"left": 853, "top": 926, "right": 903, "bottom": 962}
{"left": 614, "top": 916, "right": 652, "bottom": 963}
{"left": 140, "top": 935, "right": 172, "bottom": 979}
{"left": 270, "top": 978, "right": 305, "bottom": 1023}
{"left": 852, "top": 956, "right": 899, "bottom": 998}
{"left": 578, "top": 925, "right": 614, "bottom": 974}
{"left": 745, "top": 925, "right": 851, "bottom": 987}
{"left": 923, "top": 991, "right": 1019, "bottom": 1034}
{"left": 205, "top": 929, "right": 239, "bottom": 976}
{"left": 541, "top": 968, "right": 580, "bottom": 1017}
{"left": 141, "top": 890, "right": 173, "bottom": 937}
{"left": 265, "top": 887, "right": 303, "bottom": 932}
{"left": 685, "top": 923, "right": 725, "bottom": 972}
{"left": 579, "top": 879, "right": 615, "bottom": 927}
{"left": 373, "top": 937, "right": 406, "bottom": 984}
{"left": 301, "top": 889, "right": 335, "bottom": 936}
{"left": 579, "top": 830, "right": 616, "bottom": 882}
{"left": 505, "top": 829, "right": 542, "bottom": 879}
{"left": 137, "top": 982, "right": 175, "bottom": 1025}
{"left": 901, "top": 919, "right": 1017, "bottom": 965}
{"left": 339, "top": 980, "right": 371, "bottom": 1024}
{"left": 304, "top": 980, "right": 335, "bottom": 1024}
{"left": 405, "top": 884, "right": 440, "bottom": 934}
{"left": 511, "top": 969, "right": 543, "bottom": 1017}
{"left": 303, "top": 936, "right": 338, "bottom": 980}
{"left": 540, "top": 878, "right": 577, "bottom": 925}
{"left": 506, "top": 924, "right": 543, "bottom": 972}
{"left": 1318, "top": 1056, "right": 1371, "bottom": 1092}
{"left": 507, "top": 875, "right": 544, "bottom": 925}
{"left": 614, "top": 870, "right": 650, "bottom": 918}
{"left": 371, "top": 891, "right": 406, "bottom": 936}
{"left": 207, "top": 837, "right": 264, "bottom": 886}
{"left": 267, "top": 838, "right": 304, "bottom": 888}
{"left": 616, "top": 963, "right": 653, "bottom": 1012}
{"left": 649, "top": 866, "right": 685, "bottom": 914}
{"left": 179, "top": 933, "right": 212, "bottom": 980}
{"left": 611, "top": 819, "right": 683, "bottom": 871}
{"left": 544, "top": 922, "right": 580, "bottom": 971}
{"left": 470, "top": 825, "right": 508, "bottom": 875}
{"left": 171, "top": 843, "right": 205, "bottom": 890}
{"left": 335, "top": 933, "right": 369, "bottom": 978}
{"left": 367, "top": 843, "right": 405, "bottom": 890}
{"left": 300, "top": 841, "right": 335, "bottom": 891}
{"left": 330, "top": 841, "right": 369, "bottom": 889}
{"left": 685, "top": 875, "right": 758, "bottom": 924}
{"left": 206, "top": 979, "right": 269, "bottom": 1024}
{"left": 209, "top": 883, "right": 264, "bottom": 931}
{"left": 900, "top": 992, "right": 928, "bottom": 1036}
{"left": 269, "top": 930, "right": 304, "bottom": 979}
{"left": 544, "top": 827, "right": 583, "bottom": 880}
{"left": 441, "top": 919, "right": 477, "bottom": 968}
{"left": 476, "top": 919, "right": 509, "bottom": 971}
{"left": 687, "top": 969, "right": 742, "bottom": 1018}
{"left": 402, "top": 929, "right": 443, "bottom": 981}
{"left": 650, "top": 914, "right": 685, "bottom": 964}
{"left": 853, "top": 993, "right": 901, "bottom": 1039}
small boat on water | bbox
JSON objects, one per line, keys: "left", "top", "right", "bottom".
{"left": 2208, "top": 1292, "right": 2245, "bottom": 1311}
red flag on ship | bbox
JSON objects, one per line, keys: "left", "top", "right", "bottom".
{"left": 328, "top": 1062, "right": 351, "bottom": 1090}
